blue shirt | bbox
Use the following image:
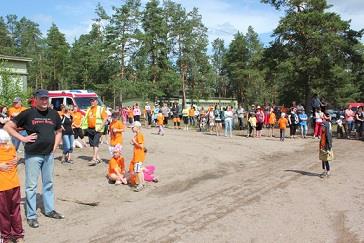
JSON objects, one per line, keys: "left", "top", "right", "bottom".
{"left": 299, "top": 113, "right": 308, "bottom": 126}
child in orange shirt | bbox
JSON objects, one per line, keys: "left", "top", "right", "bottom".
{"left": 0, "top": 129, "right": 24, "bottom": 242}
{"left": 129, "top": 121, "right": 146, "bottom": 192}
{"left": 109, "top": 112, "right": 125, "bottom": 155}
{"left": 107, "top": 145, "right": 127, "bottom": 185}
{"left": 278, "top": 113, "right": 288, "bottom": 141}
{"left": 156, "top": 111, "right": 165, "bottom": 136}
{"left": 127, "top": 106, "right": 134, "bottom": 126}
{"left": 268, "top": 108, "right": 277, "bottom": 137}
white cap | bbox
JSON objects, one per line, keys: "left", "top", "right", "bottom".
{"left": 0, "top": 129, "right": 11, "bottom": 143}
{"left": 132, "top": 121, "right": 142, "bottom": 128}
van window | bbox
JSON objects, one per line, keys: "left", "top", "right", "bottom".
{"left": 74, "top": 97, "right": 104, "bottom": 110}
{"left": 66, "top": 98, "right": 73, "bottom": 107}
{"left": 51, "top": 98, "right": 64, "bottom": 111}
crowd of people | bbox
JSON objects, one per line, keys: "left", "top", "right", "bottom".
{"left": 109, "top": 99, "right": 363, "bottom": 141}
{"left": 0, "top": 89, "right": 362, "bottom": 242}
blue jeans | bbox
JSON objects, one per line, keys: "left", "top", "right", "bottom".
{"left": 62, "top": 134, "right": 74, "bottom": 154}
{"left": 25, "top": 153, "right": 55, "bottom": 219}
{"left": 11, "top": 130, "right": 27, "bottom": 151}
{"left": 300, "top": 124, "right": 308, "bottom": 136}
{"left": 224, "top": 118, "right": 233, "bottom": 136}
{"left": 347, "top": 120, "right": 354, "bottom": 133}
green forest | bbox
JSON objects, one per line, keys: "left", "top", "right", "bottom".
{"left": 0, "top": 0, "right": 363, "bottom": 108}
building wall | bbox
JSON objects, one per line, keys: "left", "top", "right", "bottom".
{"left": 0, "top": 58, "right": 30, "bottom": 92}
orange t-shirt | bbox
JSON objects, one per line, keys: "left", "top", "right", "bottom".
{"left": 157, "top": 113, "right": 164, "bottom": 126}
{"left": 269, "top": 112, "right": 276, "bottom": 125}
{"left": 108, "top": 157, "right": 125, "bottom": 176}
{"left": 0, "top": 145, "right": 19, "bottom": 191}
{"left": 132, "top": 132, "right": 145, "bottom": 162}
{"left": 127, "top": 109, "right": 133, "bottom": 118}
{"left": 278, "top": 117, "right": 288, "bottom": 129}
{"left": 188, "top": 108, "right": 195, "bottom": 117}
{"left": 7, "top": 106, "right": 26, "bottom": 119}
{"left": 109, "top": 120, "right": 125, "bottom": 146}
{"left": 87, "top": 106, "right": 107, "bottom": 129}
{"left": 72, "top": 111, "right": 83, "bottom": 128}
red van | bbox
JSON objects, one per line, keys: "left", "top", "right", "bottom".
{"left": 48, "top": 90, "right": 104, "bottom": 114}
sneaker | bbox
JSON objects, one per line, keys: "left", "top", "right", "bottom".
{"left": 134, "top": 184, "right": 144, "bottom": 192}
{"left": 45, "top": 210, "right": 64, "bottom": 219}
{"left": 27, "top": 219, "right": 39, "bottom": 228}
{"left": 320, "top": 171, "right": 327, "bottom": 178}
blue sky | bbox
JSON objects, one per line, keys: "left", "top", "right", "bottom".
{"left": 0, "top": 0, "right": 363, "bottom": 47}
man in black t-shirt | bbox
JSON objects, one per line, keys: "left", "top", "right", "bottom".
{"left": 4, "top": 89, "right": 64, "bottom": 229}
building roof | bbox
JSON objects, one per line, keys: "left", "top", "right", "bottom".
{"left": 0, "top": 54, "right": 32, "bottom": 62}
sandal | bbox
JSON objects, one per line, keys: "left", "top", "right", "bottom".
{"left": 88, "top": 159, "right": 98, "bottom": 166}
{"left": 115, "top": 180, "right": 122, "bottom": 185}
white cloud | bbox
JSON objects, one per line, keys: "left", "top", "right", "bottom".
{"left": 328, "top": 0, "right": 364, "bottom": 31}
{"left": 31, "top": 14, "right": 54, "bottom": 25}
{"left": 175, "top": 0, "right": 281, "bottom": 45}
{"left": 60, "top": 20, "right": 94, "bottom": 44}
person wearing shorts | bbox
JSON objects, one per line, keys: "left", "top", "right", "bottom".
{"left": 129, "top": 122, "right": 145, "bottom": 192}
{"left": 171, "top": 102, "right": 181, "bottom": 129}
{"left": 72, "top": 106, "right": 87, "bottom": 147}
{"left": 81, "top": 98, "right": 108, "bottom": 166}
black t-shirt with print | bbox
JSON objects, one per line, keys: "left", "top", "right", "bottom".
{"left": 13, "top": 108, "right": 62, "bottom": 155}
{"left": 61, "top": 115, "right": 73, "bottom": 135}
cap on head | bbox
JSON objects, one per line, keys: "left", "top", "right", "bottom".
{"left": 0, "top": 129, "right": 11, "bottom": 143}
{"left": 89, "top": 97, "right": 97, "bottom": 102}
{"left": 132, "top": 121, "right": 142, "bottom": 128}
{"left": 13, "top": 97, "right": 21, "bottom": 103}
{"left": 111, "top": 112, "right": 118, "bottom": 119}
{"left": 34, "top": 89, "right": 49, "bottom": 98}
{"left": 112, "top": 144, "right": 122, "bottom": 153}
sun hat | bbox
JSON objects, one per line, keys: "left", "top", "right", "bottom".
{"left": 0, "top": 129, "right": 11, "bottom": 143}
{"left": 13, "top": 97, "right": 22, "bottom": 103}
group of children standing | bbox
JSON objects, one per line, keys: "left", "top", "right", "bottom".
{"left": 247, "top": 106, "right": 309, "bottom": 141}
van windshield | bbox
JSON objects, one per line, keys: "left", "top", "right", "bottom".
{"left": 74, "top": 97, "right": 104, "bottom": 110}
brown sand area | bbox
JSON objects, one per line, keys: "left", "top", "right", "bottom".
{"left": 17, "top": 128, "right": 364, "bottom": 243}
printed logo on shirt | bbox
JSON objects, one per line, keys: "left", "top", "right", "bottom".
{"left": 32, "top": 118, "right": 55, "bottom": 125}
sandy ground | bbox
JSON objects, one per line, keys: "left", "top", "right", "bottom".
{"left": 16, "top": 127, "right": 364, "bottom": 243}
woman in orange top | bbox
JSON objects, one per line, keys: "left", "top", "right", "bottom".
{"left": 268, "top": 108, "right": 277, "bottom": 137}
{"left": 129, "top": 121, "right": 145, "bottom": 192}
{"left": 7, "top": 97, "right": 27, "bottom": 151}
{"left": 0, "top": 129, "right": 24, "bottom": 242}
{"left": 107, "top": 147, "right": 127, "bottom": 185}
{"left": 109, "top": 112, "right": 125, "bottom": 154}
{"left": 71, "top": 106, "right": 87, "bottom": 147}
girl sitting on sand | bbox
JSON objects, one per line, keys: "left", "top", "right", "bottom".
{"left": 107, "top": 145, "right": 127, "bottom": 185}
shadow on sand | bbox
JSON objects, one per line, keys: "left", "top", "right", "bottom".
{"left": 285, "top": 170, "right": 322, "bottom": 177}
